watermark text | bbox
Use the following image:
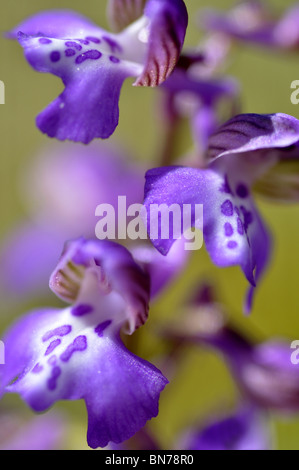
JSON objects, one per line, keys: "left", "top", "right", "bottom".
{"left": 291, "top": 340, "right": 299, "bottom": 365}
{"left": 95, "top": 196, "right": 203, "bottom": 251}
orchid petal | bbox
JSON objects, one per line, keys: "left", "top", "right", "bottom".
{"left": 134, "top": 0, "right": 188, "bottom": 87}
{"left": 144, "top": 164, "right": 271, "bottom": 310}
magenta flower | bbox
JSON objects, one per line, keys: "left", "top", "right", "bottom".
{"left": 8, "top": 0, "right": 188, "bottom": 143}
{"left": 0, "top": 238, "right": 168, "bottom": 449}
{"left": 167, "top": 288, "right": 299, "bottom": 414}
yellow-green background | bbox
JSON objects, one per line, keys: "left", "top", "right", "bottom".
{"left": 1, "top": 0, "right": 299, "bottom": 450}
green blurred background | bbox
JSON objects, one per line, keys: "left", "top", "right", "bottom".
{"left": 1, "top": 0, "right": 299, "bottom": 450}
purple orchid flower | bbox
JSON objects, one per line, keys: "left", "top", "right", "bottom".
{"left": 179, "top": 406, "right": 271, "bottom": 451}
{"left": 166, "top": 289, "right": 299, "bottom": 414}
{"left": 143, "top": 112, "right": 299, "bottom": 313}
{"left": 200, "top": 1, "right": 299, "bottom": 51}
{"left": 0, "top": 142, "right": 144, "bottom": 299}
{"left": 156, "top": 35, "right": 238, "bottom": 162}
{"left": 0, "top": 142, "right": 188, "bottom": 301}
{"left": 0, "top": 238, "right": 168, "bottom": 449}
{"left": 8, "top": 0, "right": 188, "bottom": 143}
{"left": 204, "top": 330, "right": 299, "bottom": 413}
{"left": 161, "top": 62, "right": 239, "bottom": 155}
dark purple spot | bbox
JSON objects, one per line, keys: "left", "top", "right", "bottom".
{"left": 102, "top": 36, "right": 122, "bottom": 53}
{"left": 86, "top": 36, "right": 101, "bottom": 44}
{"left": 65, "top": 48, "right": 76, "bottom": 57}
{"left": 221, "top": 200, "right": 233, "bottom": 217}
{"left": 240, "top": 206, "right": 253, "bottom": 231}
{"left": 45, "top": 339, "right": 61, "bottom": 356}
{"left": 224, "top": 223, "right": 234, "bottom": 237}
{"left": 227, "top": 241, "right": 238, "bottom": 250}
{"left": 236, "top": 183, "right": 249, "bottom": 199}
{"left": 76, "top": 38, "right": 90, "bottom": 45}
{"left": 39, "top": 38, "right": 52, "bottom": 45}
{"left": 32, "top": 363, "right": 43, "bottom": 374}
{"left": 95, "top": 320, "right": 112, "bottom": 337}
{"left": 50, "top": 51, "right": 61, "bottom": 63}
{"left": 237, "top": 217, "right": 244, "bottom": 235}
{"left": 235, "top": 206, "right": 240, "bottom": 216}
{"left": 75, "top": 49, "right": 102, "bottom": 64}
{"left": 60, "top": 336, "right": 87, "bottom": 362}
{"left": 47, "top": 367, "right": 61, "bottom": 391}
{"left": 109, "top": 56, "right": 120, "bottom": 64}
{"left": 220, "top": 175, "right": 232, "bottom": 195}
{"left": 71, "top": 304, "right": 93, "bottom": 317}
{"left": 65, "top": 41, "right": 82, "bottom": 51}
{"left": 42, "top": 325, "right": 72, "bottom": 342}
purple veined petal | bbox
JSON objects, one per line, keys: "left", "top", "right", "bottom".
{"left": 49, "top": 238, "right": 150, "bottom": 334}
{"left": 107, "top": 0, "right": 147, "bottom": 32}
{"left": 131, "top": 236, "right": 189, "bottom": 299}
{"left": 134, "top": 0, "right": 188, "bottom": 87}
{"left": 180, "top": 406, "right": 271, "bottom": 451}
{"left": 7, "top": 10, "right": 103, "bottom": 40}
{"left": 1, "top": 305, "right": 167, "bottom": 449}
{"left": 207, "top": 113, "right": 299, "bottom": 163}
{"left": 143, "top": 164, "right": 271, "bottom": 310}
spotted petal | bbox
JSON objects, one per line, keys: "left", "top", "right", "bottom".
{"left": 0, "top": 303, "right": 167, "bottom": 448}
{"left": 143, "top": 162, "right": 271, "bottom": 311}
{"left": 8, "top": 10, "right": 103, "bottom": 40}
{"left": 10, "top": 3, "right": 188, "bottom": 142}
{"left": 16, "top": 31, "right": 142, "bottom": 143}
